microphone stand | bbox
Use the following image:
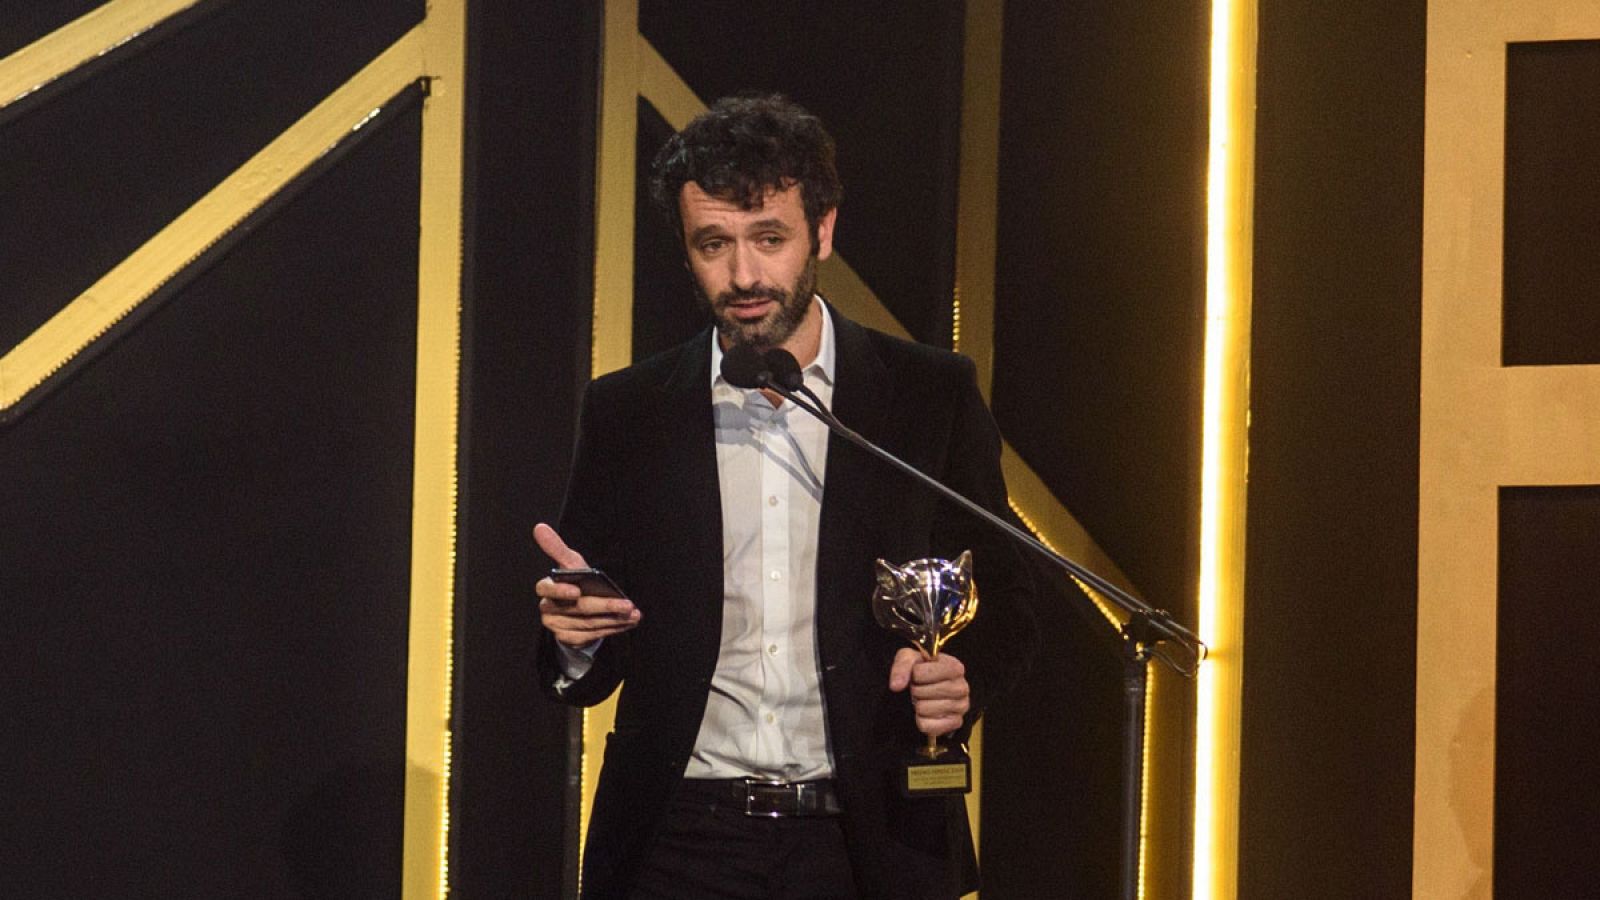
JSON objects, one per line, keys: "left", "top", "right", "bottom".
{"left": 759, "top": 367, "right": 1206, "bottom": 900}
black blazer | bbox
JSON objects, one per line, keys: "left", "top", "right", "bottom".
{"left": 539, "top": 308, "right": 1039, "bottom": 899}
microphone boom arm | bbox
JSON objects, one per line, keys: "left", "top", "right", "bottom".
{"left": 771, "top": 376, "right": 1206, "bottom": 677}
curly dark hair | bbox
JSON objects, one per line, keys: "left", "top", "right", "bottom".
{"left": 650, "top": 93, "right": 843, "bottom": 247}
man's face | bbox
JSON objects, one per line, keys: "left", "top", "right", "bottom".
{"left": 678, "top": 181, "right": 836, "bottom": 350}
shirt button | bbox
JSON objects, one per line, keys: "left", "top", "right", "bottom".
{"left": 768, "top": 644, "right": 778, "bottom": 655}
{"left": 770, "top": 570, "right": 781, "bottom": 581}
{"left": 768, "top": 495, "right": 779, "bottom": 506}
{"left": 765, "top": 712, "right": 776, "bottom": 724}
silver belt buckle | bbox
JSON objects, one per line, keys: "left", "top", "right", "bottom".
{"left": 743, "top": 778, "right": 788, "bottom": 817}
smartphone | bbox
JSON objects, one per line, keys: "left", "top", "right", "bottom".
{"left": 549, "top": 567, "right": 627, "bottom": 599}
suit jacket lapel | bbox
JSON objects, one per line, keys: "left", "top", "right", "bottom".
{"left": 654, "top": 331, "right": 726, "bottom": 666}
{"left": 815, "top": 310, "right": 891, "bottom": 664}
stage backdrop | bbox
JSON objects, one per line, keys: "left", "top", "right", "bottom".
{"left": 7, "top": 2, "right": 1599, "bottom": 898}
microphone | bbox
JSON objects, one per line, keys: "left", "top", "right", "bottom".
{"left": 720, "top": 344, "right": 808, "bottom": 394}
{"left": 720, "top": 343, "right": 773, "bottom": 389}
{"left": 760, "top": 348, "right": 806, "bottom": 392}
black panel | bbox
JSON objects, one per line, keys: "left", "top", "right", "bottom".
{"left": 638, "top": 0, "right": 964, "bottom": 347}
{"left": 980, "top": 588, "right": 1127, "bottom": 897}
{"left": 0, "top": 0, "right": 107, "bottom": 59}
{"left": 1503, "top": 40, "right": 1600, "bottom": 366}
{"left": 982, "top": 0, "right": 1209, "bottom": 893}
{"left": 0, "top": 102, "right": 420, "bottom": 897}
{"left": 1239, "top": 1, "right": 1426, "bottom": 896}
{"left": 450, "top": 0, "right": 598, "bottom": 896}
{"left": 1496, "top": 486, "right": 1600, "bottom": 898}
{"left": 0, "top": 0, "right": 423, "bottom": 353}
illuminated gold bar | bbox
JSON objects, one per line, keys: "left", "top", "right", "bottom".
{"left": 403, "top": 2, "right": 468, "bottom": 898}
{"left": 580, "top": 0, "right": 642, "bottom": 875}
{"left": 953, "top": 0, "right": 1004, "bottom": 881}
{"left": 592, "top": 0, "right": 640, "bottom": 380}
{"left": 1191, "top": 0, "right": 1257, "bottom": 897}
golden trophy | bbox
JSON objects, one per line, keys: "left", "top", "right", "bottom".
{"left": 872, "top": 550, "right": 979, "bottom": 796}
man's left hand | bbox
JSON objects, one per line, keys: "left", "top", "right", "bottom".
{"left": 888, "top": 648, "right": 971, "bottom": 738}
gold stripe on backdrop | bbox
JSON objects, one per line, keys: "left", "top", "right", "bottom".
{"left": 580, "top": 0, "right": 642, "bottom": 877}
{"left": 593, "top": 0, "right": 641, "bottom": 380}
{"left": 0, "top": 0, "right": 202, "bottom": 110}
{"left": 1416, "top": 2, "right": 1600, "bottom": 896}
{"left": 1193, "top": 0, "right": 1258, "bottom": 896}
{"left": 0, "top": 27, "right": 429, "bottom": 413}
{"left": 954, "top": 0, "right": 1002, "bottom": 401}
{"left": 952, "top": 0, "right": 1004, "bottom": 879}
{"left": 404, "top": 2, "right": 468, "bottom": 898}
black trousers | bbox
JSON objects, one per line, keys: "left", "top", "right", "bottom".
{"left": 629, "top": 783, "right": 859, "bottom": 900}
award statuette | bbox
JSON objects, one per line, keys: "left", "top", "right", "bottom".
{"left": 872, "top": 551, "right": 979, "bottom": 797}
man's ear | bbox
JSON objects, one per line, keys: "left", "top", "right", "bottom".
{"left": 814, "top": 207, "right": 839, "bottom": 261}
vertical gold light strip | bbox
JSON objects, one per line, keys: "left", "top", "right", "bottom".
{"left": 580, "top": 0, "right": 641, "bottom": 876}
{"left": 402, "top": 0, "right": 467, "bottom": 897}
{"left": 953, "top": 2, "right": 1003, "bottom": 884}
{"left": 1192, "top": 0, "right": 1256, "bottom": 897}
{"left": 955, "top": 0, "right": 1003, "bottom": 397}
{"left": 593, "top": 0, "right": 640, "bottom": 379}
{"left": 1139, "top": 664, "right": 1157, "bottom": 899}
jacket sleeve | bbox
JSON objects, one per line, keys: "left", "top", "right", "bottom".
{"left": 930, "top": 356, "right": 1041, "bottom": 727}
{"left": 535, "top": 380, "right": 632, "bottom": 707}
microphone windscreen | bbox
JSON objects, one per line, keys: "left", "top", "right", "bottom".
{"left": 762, "top": 348, "right": 805, "bottom": 392}
{"left": 720, "top": 343, "right": 770, "bottom": 389}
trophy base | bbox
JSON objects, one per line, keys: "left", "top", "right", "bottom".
{"left": 900, "top": 746, "right": 972, "bottom": 797}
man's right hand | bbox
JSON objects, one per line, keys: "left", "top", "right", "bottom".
{"left": 534, "top": 523, "right": 641, "bottom": 648}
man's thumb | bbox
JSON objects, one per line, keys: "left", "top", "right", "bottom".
{"left": 888, "top": 647, "right": 918, "bottom": 692}
{"left": 533, "top": 523, "right": 587, "bottom": 568}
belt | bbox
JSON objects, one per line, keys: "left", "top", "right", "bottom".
{"left": 679, "top": 777, "right": 843, "bottom": 817}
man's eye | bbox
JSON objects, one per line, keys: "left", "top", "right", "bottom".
{"left": 700, "top": 239, "right": 727, "bottom": 254}
{"left": 759, "top": 235, "right": 785, "bottom": 248}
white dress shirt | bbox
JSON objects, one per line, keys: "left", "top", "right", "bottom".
{"left": 558, "top": 300, "right": 838, "bottom": 780}
{"left": 686, "top": 300, "right": 836, "bottom": 781}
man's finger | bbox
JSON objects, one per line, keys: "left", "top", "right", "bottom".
{"left": 910, "top": 679, "right": 967, "bottom": 701}
{"left": 545, "top": 613, "right": 639, "bottom": 636}
{"left": 535, "top": 577, "right": 581, "bottom": 602}
{"left": 550, "top": 595, "right": 637, "bottom": 618}
{"left": 533, "top": 522, "right": 587, "bottom": 569}
{"left": 888, "top": 647, "right": 920, "bottom": 692}
{"left": 910, "top": 654, "right": 965, "bottom": 685}
{"left": 915, "top": 713, "right": 965, "bottom": 737}
{"left": 554, "top": 624, "right": 634, "bottom": 646}
{"left": 540, "top": 597, "right": 640, "bottom": 628}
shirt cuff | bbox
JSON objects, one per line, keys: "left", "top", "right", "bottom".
{"left": 554, "top": 638, "right": 600, "bottom": 688}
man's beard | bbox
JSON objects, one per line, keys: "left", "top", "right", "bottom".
{"left": 696, "top": 255, "right": 818, "bottom": 351}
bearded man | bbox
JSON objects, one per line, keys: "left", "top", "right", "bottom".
{"left": 534, "top": 94, "right": 1038, "bottom": 900}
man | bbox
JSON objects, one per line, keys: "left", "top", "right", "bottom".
{"left": 535, "top": 94, "right": 1038, "bottom": 899}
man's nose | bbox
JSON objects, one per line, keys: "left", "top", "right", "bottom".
{"left": 729, "top": 243, "right": 762, "bottom": 291}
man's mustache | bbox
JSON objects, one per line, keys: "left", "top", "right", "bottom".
{"left": 716, "top": 287, "right": 787, "bottom": 306}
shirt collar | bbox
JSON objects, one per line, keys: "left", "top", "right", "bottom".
{"left": 710, "top": 296, "right": 837, "bottom": 391}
